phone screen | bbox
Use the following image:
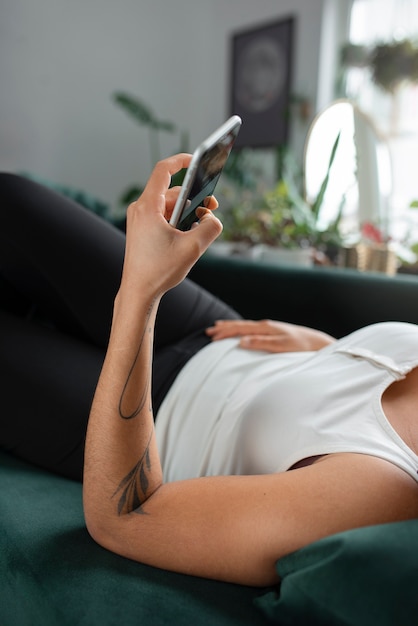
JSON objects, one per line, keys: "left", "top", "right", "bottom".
{"left": 174, "top": 118, "right": 241, "bottom": 231}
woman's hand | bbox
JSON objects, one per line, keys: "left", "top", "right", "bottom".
{"left": 206, "top": 319, "right": 335, "bottom": 353}
{"left": 120, "top": 153, "right": 222, "bottom": 299}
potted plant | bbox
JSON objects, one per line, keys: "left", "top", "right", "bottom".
{"left": 216, "top": 134, "right": 344, "bottom": 265}
{"left": 341, "top": 39, "right": 418, "bottom": 93}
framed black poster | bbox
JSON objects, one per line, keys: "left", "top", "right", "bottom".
{"left": 230, "top": 16, "right": 295, "bottom": 148}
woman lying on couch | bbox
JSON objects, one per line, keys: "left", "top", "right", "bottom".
{"left": 0, "top": 154, "right": 417, "bottom": 587}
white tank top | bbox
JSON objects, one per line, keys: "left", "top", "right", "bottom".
{"left": 155, "top": 322, "right": 418, "bottom": 483}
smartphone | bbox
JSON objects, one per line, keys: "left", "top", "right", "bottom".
{"left": 169, "top": 115, "right": 242, "bottom": 231}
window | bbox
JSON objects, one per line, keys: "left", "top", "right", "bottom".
{"left": 344, "top": 0, "right": 418, "bottom": 252}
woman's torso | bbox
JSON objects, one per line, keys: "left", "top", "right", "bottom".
{"left": 155, "top": 322, "right": 418, "bottom": 483}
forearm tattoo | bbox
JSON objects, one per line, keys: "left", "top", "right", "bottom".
{"left": 113, "top": 302, "right": 156, "bottom": 514}
{"left": 118, "top": 303, "right": 155, "bottom": 420}
{"left": 112, "top": 431, "right": 153, "bottom": 515}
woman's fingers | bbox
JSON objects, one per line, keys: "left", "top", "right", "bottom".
{"left": 203, "top": 195, "right": 219, "bottom": 211}
{"left": 238, "top": 334, "right": 293, "bottom": 353}
{"left": 121, "top": 153, "right": 225, "bottom": 297}
{"left": 206, "top": 319, "right": 275, "bottom": 340}
{"left": 191, "top": 208, "right": 223, "bottom": 250}
{"left": 206, "top": 319, "right": 336, "bottom": 353}
{"left": 164, "top": 190, "right": 219, "bottom": 222}
{"left": 164, "top": 187, "right": 181, "bottom": 218}
{"left": 139, "top": 154, "right": 193, "bottom": 214}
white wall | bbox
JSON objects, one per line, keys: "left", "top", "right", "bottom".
{"left": 0, "top": 0, "right": 339, "bottom": 210}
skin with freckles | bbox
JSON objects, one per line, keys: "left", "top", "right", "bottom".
{"left": 83, "top": 153, "right": 418, "bottom": 588}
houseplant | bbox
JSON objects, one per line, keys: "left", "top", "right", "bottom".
{"left": 341, "top": 39, "right": 418, "bottom": 94}
{"left": 216, "top": 133, "right": 344, "bottom": 264}
{"left": 112, "top": 92, "right": 188, "bottom": 205}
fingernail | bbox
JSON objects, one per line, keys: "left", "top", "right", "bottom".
{"left": 196, "top": 207, "right": 208, "bottom": 219}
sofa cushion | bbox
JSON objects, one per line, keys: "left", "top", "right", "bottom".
{"left": 256, "top": 519, "right": 418, "bottom": 625}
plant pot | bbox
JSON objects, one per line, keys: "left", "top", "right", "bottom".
{"left": 340, "top": 243, "right": 397, "bottom": 275}
{"left": 254, "top": 244, "right": 314, "bottom": 267}
{"left": 208, "top": 240, "right": 254, "bottom": 258}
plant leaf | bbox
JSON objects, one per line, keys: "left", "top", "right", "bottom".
{"left": 113, "top": 92, "right": 176, "bottom": 132}
{"left": 311, "top": 131, "right": 341, "bottom": 220}
{"left": 113, "top": 92, "right": 155, "bottom": 125}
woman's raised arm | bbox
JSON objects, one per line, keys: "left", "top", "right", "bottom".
{"left": 83, "top": 153, "right": 221, "bottom": 534}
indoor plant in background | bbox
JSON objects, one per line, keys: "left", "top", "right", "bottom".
{"left": 394, "top": 198, "right": 418, "bottom": 274}
{"left": 112, "top": 92, "right": 189, "bottom": 207}
{"left": 216, "top": 133, "right": 344, "bottom": 265}
{"left": 340, "top": 38, "right": 418, "bottom": 134}
{"left": 341, "top": 38, "right": 418, "bottom": 94}
{"left": 112, "top": 93, "right": 345, "bottom": 265}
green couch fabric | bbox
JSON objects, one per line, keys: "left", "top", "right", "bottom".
{"left": 0, "top": 452, "right": 271, "bottom": 626}
{"left": 2, "top": 449, "right": 418, "bottom": 625}
{"left": 258, "top": 521, "right": 418, "bottom": 625}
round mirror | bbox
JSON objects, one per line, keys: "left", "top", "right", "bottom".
{"left": 304, "top": 99, "right": 392, "bottom": 239}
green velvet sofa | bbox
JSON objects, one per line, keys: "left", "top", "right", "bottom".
{"left": 2, "top": 254, "right": 418, "bottom": 626}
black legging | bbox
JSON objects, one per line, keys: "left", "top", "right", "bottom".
{"left": 0, "top": 173, "right": 240, "bottom": 481}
